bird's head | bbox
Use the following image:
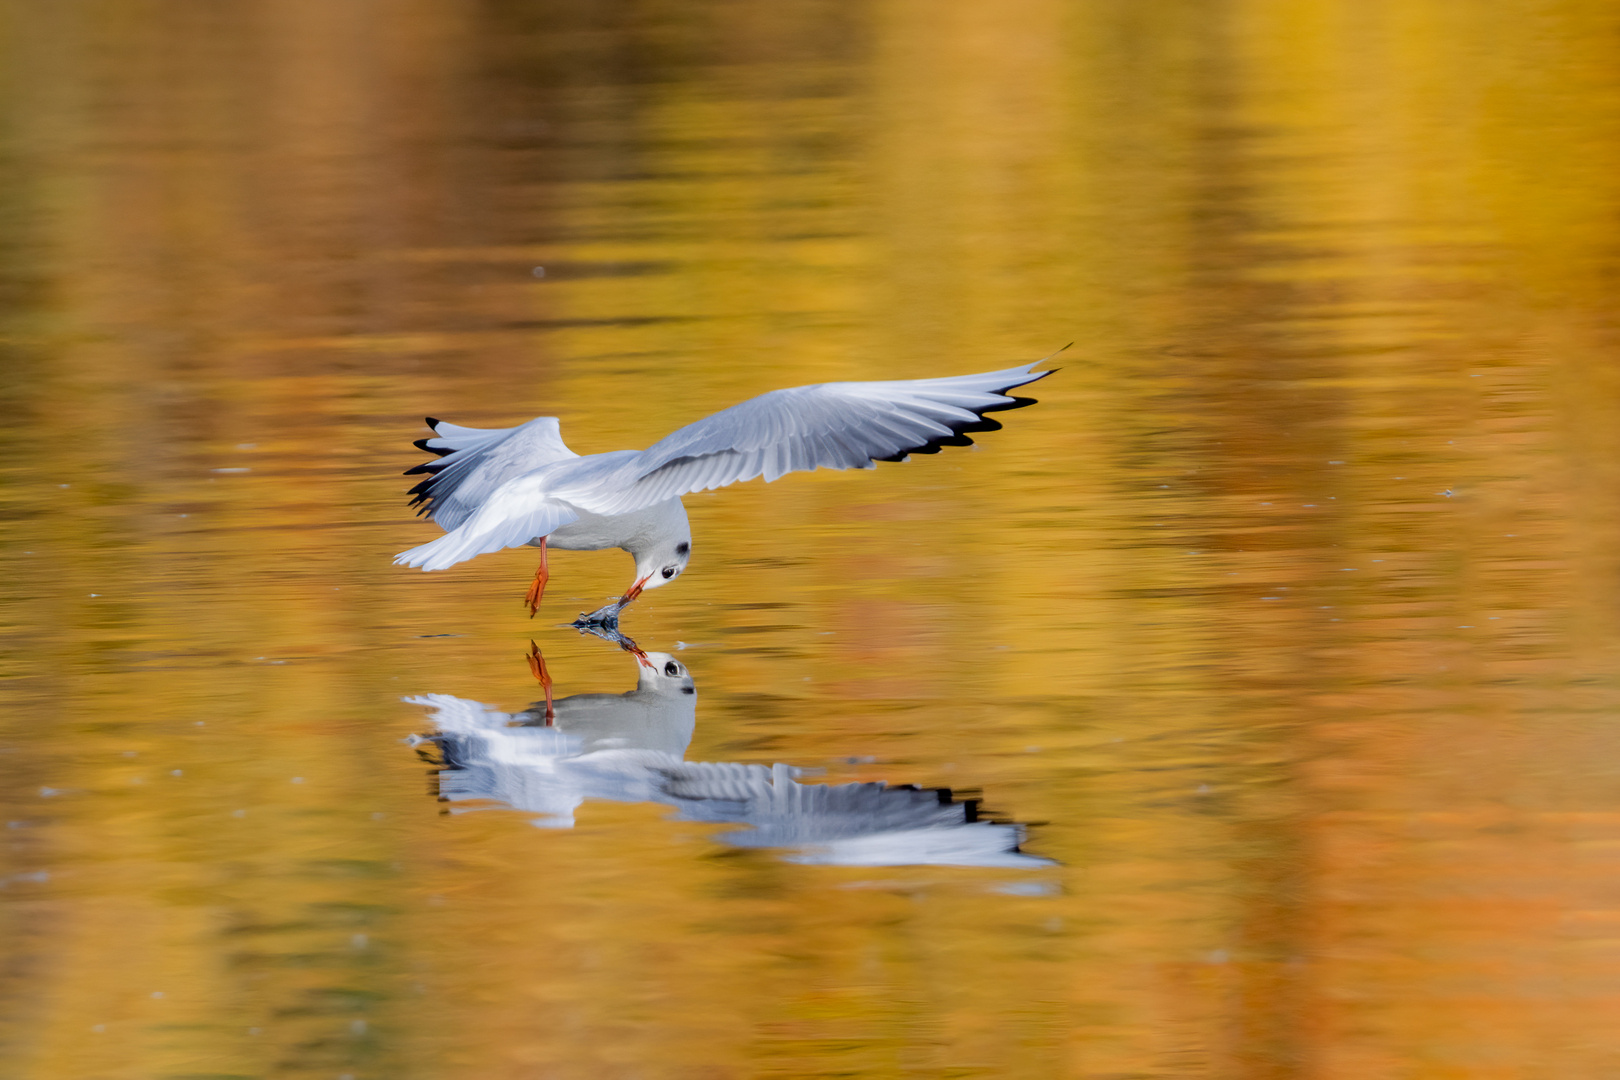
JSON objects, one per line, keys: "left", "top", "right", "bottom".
{"left": 630, "top": 535, "right": 692, "bottom": 598}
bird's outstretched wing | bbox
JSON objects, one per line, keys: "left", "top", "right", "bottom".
{"left": 404, "top": 416, "right": 579, "bottom": 531}
{"left": 560, "top": 362, "right": 1053, "bottom": 517}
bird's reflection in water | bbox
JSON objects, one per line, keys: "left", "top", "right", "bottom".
{"left": 407, "top": 634, "right": 1051, "bottom": 869}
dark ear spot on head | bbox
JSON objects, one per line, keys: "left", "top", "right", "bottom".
{"left": 675, "top": 541, "right": 690, "bottom": 557}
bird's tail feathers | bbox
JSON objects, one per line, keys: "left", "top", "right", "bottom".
{"left": 395, "top": 502, "right": 580, "bottom": 571}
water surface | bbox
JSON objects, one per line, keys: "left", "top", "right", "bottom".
{"left": 3, "top": 1, "right": 1620, "bottom": 1077}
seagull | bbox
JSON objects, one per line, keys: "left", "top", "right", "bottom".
{"left": 396, "top": 354, "right": 1057, "bottom": 621}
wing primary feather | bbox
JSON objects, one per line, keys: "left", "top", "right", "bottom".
{"left": 981, "top": 394, "right": 1042, "bottom": 413}
{"left": 821, "top": 427, "right": 868, "bottom": 469}
{"left": 834, "top": 427, "right": 861, "bottom": 466}
{"left": 795, "top": 433, "right": 820, "bottom": 472}
{"left": 413, "top": 438, "right": 454, "bottom": 458}
{"left": 809, "top": 429, "right": 838, "bottom": 469}
{"left": 855, "top": 415, "right": 926, "bottom": 456}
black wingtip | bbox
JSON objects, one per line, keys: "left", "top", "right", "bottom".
{"left": 981, "top": 394, "right": 1040, "bottom": 414}
{"left": 413, "top": 437, "right": 453, "bottom": 458}
{"left": 993, "top": 364, "right": 1055, "bottom": 397}
{"left": 1018, "top": 343, "right": 1069, "bottom": 381}
{"left": 424, "top": 417, "right": 441, "bottom": 430}
{"left": 868, "top": 372, "right": 1048, "bottom": 465}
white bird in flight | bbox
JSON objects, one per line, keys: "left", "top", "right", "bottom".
{"left": 396, "top": 356, "right": 1056, "bottom": 621}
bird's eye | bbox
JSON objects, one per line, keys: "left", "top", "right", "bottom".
{"left": 664, "top": 661, "right": 680, "bottom": 677}
{"left": 661, "top": 566, "right": 677, "bottom": 579}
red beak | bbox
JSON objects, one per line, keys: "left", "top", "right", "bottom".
{"left": 622, "top": 576, "right": 650, "bottom": 604}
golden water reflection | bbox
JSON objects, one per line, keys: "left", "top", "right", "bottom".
{"left": 3, "top": 0, "right": 1620, "bottom": 1077}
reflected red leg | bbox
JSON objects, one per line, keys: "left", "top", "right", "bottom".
{"left": 523, "top": 537, "right": 550, "bottom": 618}
{"left": 618, "top": 574, "right": 649, "bottom": 609}
{"left": 526, "top": 640, "right": 555, "bottom": 725}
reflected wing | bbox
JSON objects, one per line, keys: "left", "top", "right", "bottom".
{"left": 404, "top": 416, "right": 579, "bottom": 531}
{"left": 395, "top": 475, "right": 579, "bottom": 571}
{"left": 562, "top": 362, "right": 1053, "bottom": 516}
{"left": 647, "top": 763, "right": 1054, "bottom": 867}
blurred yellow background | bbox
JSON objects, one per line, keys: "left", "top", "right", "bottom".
{"left": 2, "top": 0, "right": 1620, "bottom": 1077}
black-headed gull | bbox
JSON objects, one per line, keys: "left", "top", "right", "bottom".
{"left": 397, "top": 358, "right": 1055, "bottom": 620}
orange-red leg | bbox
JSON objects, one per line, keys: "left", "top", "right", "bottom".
{"left": 525, "top": 640, "right": 555, "bottom": 725}
{"left": 523, "top": 537, "right": 550, "bottom": 618}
